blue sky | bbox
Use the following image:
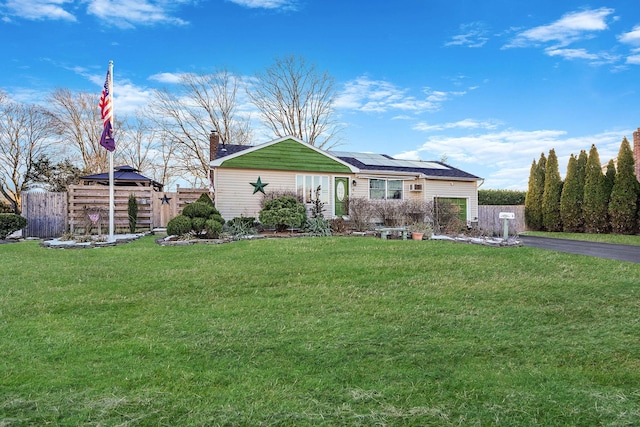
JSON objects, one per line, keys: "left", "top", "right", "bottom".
{"left": 2, "top": 0, "right": 640, "bottom": 190}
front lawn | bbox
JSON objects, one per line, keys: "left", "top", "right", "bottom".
{"left": 1, "top": 236, "right": 639, "bottom": 425}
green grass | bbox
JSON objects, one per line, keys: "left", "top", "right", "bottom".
{"left": 522, "top": 230, "right": 640, "bottom": 246}
{"left": 1, "top": 236, "right": 639, "bottom": 426}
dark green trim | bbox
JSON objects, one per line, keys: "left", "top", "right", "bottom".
{"left": 220, "top": 139, "right": 352, "bottom": 173}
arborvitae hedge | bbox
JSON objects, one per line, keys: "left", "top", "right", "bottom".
{"left": 525, "top": 154, "right": 546, "bottom": 231}
{"left": 604, "top": 159, "right": 616, "bottom": 201}
{"left": 560, "top": 154, "right": 584, "bottom": 232}
{"left": 478, "top": 189, "right": 526, "bottom": 205}
{"left": 609, "top": 137, "right": 639, "bottom": 234}
{"left": 542, "top": 149, "right": 563, "bottom": 232}
{"left": 583, "top": 145, "right": 609, "bottom": 233}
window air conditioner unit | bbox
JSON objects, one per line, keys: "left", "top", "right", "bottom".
{"left": 409, "top": 184, "right": 423, "bottom": 192}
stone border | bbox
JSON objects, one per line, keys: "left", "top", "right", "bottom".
{"left": 40, "top": 233, "right": 147, "bottom": 249}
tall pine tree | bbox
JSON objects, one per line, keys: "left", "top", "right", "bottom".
{"left": 576, "top": 150, "right": 587, "bottom": 190}
{"left": 560, "top": 154, "right": 583, "bottom": 232}
{"left": 609, "top": 137, "right": 639, "bottom": 234}
{"left": 583, "top": 145, "right": 609, "bottom": 233}
{"left": 525, "top": 153, "right": 546, "bottom": 231}
{"left": 542, "top": 149, "right": 563, "bottom": 231}
{"left": 604, "top": 159, "right": 616, "bottom": 202}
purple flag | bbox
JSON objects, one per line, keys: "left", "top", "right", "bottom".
{"left": 100, "top": 120, "right": 115, "bottom": 151}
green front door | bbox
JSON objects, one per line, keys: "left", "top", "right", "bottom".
{"left": 334, "top": 177, "right": 349, "bottom": 217}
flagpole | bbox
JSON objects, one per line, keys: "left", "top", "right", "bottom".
{"left": 108, "top": 60, "right": 115, "bottom": 242}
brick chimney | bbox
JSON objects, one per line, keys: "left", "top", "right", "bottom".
{"left": 209, "top": 130, "right": 220, "bottom": 162}
{"left": 634, "top": 128, "right": 640, "bottom": 180}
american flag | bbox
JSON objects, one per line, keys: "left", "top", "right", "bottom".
{"left": 99, "top": 68, "right": 115, "bottom": 151}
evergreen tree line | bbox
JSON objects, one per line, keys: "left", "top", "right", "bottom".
{"left": 478, "top": 189, "right": 526, "bottom": 205}
{"left": 525, "top": 138, "right": 640, "bottom": 235}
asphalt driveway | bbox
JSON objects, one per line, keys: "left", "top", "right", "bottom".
{"left": 519, "top": 235, "right": 640, "bottom": 264}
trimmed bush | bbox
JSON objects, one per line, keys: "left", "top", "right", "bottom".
{"left": 259, "top": 196, "right": 306, "bottom": 232}
{"left": 204, "top": 219, "right": 223, "bottom": 239}
{"left": 196, "top": 193, "right": 215, "bottom": 207}
{"left": 191, "top": 217, "right": 207, "bottom": 234}
{"left": 0, "top": 213, "right": 27, "bottom": 239}
{"left": 182, "top": 201, "right": 215, "bottom": 219}
{"left": 166, "top": 215, "right": 192, "bottom": 236}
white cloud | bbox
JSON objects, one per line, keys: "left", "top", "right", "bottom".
{"left": 3, "top": 0, "right": 76, "bottom": 21}
{"left": 505, "top": 7, "right": 614, "bottom": 48}
{"left": 402, "top": 128, "right": 626, "bottom": 190}
{"left": 618, "top": 25, "right": 640, "bottom": 45}
{"left": 627, "top": 50, "right": 640, "bottom": 64}
{"left": 545, "top": 48, "right": 598, "bottom": 60}
{"left": 1, "top": 0, "right": 191, "bottom": 27}
{"left": 445, "top": 22, "right": 489, "bottom": 48}
{"left": 148, "top": 72, "right": 184, "bottom": 84}
{"left": 86, "top": 0, "right": 189, "bottom": 29}
{"left": 335, "top": 76, "right": 466, "bottom": 114}
{"left": 227, "top": 0, "right": 296, "bottom": 9}
{"left": 413, "top": 118, "right": 500, "bottom": 132}
{"left": 113, "top": 81, "right": 154, "bottom": 115}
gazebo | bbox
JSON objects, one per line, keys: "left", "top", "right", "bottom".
{"left": 80, "top": 165, "right": 163, "bottom": 192}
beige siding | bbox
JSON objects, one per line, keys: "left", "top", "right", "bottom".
{"left": 214, "top": 168, "right": 345, "bottom": 220}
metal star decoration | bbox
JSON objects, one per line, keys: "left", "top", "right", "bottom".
{"left": 160, "top": 194, "right": 172, "bottom": 205}
{"left": 250, "top": 176, "right": 269, "bottom": 194}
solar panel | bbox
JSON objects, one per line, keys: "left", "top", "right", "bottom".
{"left": 331, "top": 151, "right": 450, "bottom": 170}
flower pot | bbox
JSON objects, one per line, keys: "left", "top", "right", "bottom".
{"left": 411, "top": 232, "right": 424, "bottom": 241}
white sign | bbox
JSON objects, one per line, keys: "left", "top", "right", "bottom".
{"left": 499, "top": 212, "right": 515, "bottom": 220}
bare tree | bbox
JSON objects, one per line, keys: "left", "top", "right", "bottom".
{"left": 48, "top": 88, "right": 109, "bottom": 173}
{"left": 117, "top": 113, "right": 179, "bottom": 189}
{"left": 147, "top": 68, "right": 251, "bottom": 183}
{"left": 117, "top": 112, "right": 158, "bottom": 172}
{"left": 247, "top": 55, "right": 342, "bottom": 149}
{"left": 0, "top": 98, "right": 54, "bottom": 213}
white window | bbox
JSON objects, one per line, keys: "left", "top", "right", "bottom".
{"left": 369, "top": 179, "right": 403, "bottom": 200}
{"left": 296, "top": 175, "right": 329, "bottom": 204}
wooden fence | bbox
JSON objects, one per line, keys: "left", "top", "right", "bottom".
{"left": 477, "top": 205, "right": 526, "bottom": 236}
{"left": 21, "top": 192, "right": 68, "bottom": 238}
{"left": 21, "top": 187, "right": 209, "bottom": 237}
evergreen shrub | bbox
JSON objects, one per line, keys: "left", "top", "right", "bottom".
{"left": 0, "top": 213, "right": 28, "bottom": 239}
{"left": 204, "top": 219, "right": 223, "bottom": 239}
{"left": 167, "top": 215, "right": 192, "bottom": 236}
{"left": 196, "top": 193, "right": 215, "bottom": 206}
{"left": 478, "top": 189, "right": 526, "bottom": 205}
{"left": 259, "top": 196, "right": 306, "bottom": 232}
{"left": 182, "top": 201, "right": 215, "bottom": 219}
